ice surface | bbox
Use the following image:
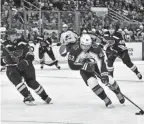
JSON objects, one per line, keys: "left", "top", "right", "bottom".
{"left": 0, "top": 61, "right": 144, "bottom": 124}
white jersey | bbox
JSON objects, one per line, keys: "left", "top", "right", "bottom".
{"left": 60, "top": 30, "right": 78, "bottom": 45}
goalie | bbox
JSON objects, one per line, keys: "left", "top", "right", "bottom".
{"left": 68, "top": 34, "right": 125, "bottom": 107}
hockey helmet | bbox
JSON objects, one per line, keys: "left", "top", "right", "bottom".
{"left": 62, "top": 24, "right": 68, "bottom": 32}
{"left": 91, "top": 28, "right": 96, "bottom": 33}
{"left": 62, "top": 24, "right": 68, "bottom": 28}
{"left": 80, "top": 34, "right": 92, "bottom": 51}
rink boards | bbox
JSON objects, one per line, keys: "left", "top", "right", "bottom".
{"left": 30, "top": 42, "right": 143, "bottom": 63}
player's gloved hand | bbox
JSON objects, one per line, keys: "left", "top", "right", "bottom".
{"left": 82, "top": 62, "right": 95, "bottom": 72}
{"left": 17, "top": 60, "right": 29, "bottom": 71}
{"left": 56, "top": 42, "right": 61, "bottom": 46}
{"left": 61, "top": 52, "right": 67, "bottom": 57}
{"left": 26, "top": 52, "right": 35, "bottom": 61}
{"left": 101, "top": 73, "right": 109, "bottom": 85}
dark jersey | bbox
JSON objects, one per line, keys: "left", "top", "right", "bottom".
{"left": 100, "top": 31, "right": 127, "bottom": 53}
{"left": 37, "top": 36, "right": 52, "bottom": 48}
{"left": 1, "top": 38, "right": 33, "bottom": 65}
{"left": 68, "top": 43, "right": 108, "bottom": 74}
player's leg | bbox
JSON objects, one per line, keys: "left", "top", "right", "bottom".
{"left": 80, "top": 70, "right": 113, "bottom": 107}
{"left": 39, "top": 47, "right": 45, "bottom": 69}
{"left": 106, "top": 53, "right": 117, "bottom": 77}
{"left": 6, "top": 67, "right": 35, "bottom": 105}
{"left": 46, "top": 47, "right": 60, "bottom": 69}
{"left": 108, "top": 76, "right": 125, "bottom": 104}
{"left": 24, "top": 64, "right": 52, "bottom": 103}
{"left": 120, "top": 50, "right": 142, "bottom": 79}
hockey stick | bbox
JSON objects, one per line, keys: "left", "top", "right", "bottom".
{"left": 93, "top": 71, "right": 144, "bottom": 115}
{"left": 34, "top": 60, "right": 58, "bottom": 66}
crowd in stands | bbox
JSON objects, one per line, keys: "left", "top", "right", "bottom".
{"left": 1, "top": 0, "right": 144, "bottom": 42}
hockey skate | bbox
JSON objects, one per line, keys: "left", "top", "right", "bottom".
{"left": 104, "top": 97, "right": 114, "bottom": 108}
{"left": 54, "top": 60, "right": 61, "bottom": 70}
{"left": 40, "top": 64, "right": 44, "bottom": 69}
{"left": 44, "top": 96, "right": 52, "bottom": 104}
{"left": 116, "top": 93, "right": 125, "bottom": 104}
{"left": 40, "top": 60, "right": 45, "bottom": 69}
{"left": 23, "top": 94, "right": 36, "bottom": 106}
{"left": 137, "top": 72, "right": 142, "bottom": 80}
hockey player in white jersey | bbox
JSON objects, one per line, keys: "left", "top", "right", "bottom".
{"left": 68, "top": 34, "right": 125, "bottom": 107}
{"left": 59, "top": 24, "right": 78, "bottom": 57}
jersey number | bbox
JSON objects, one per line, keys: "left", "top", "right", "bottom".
{"left": 68, "top": 55, "right": 75, "bottom": 61}
{"left": 119, "top": 40, "right": 125, "bottom": 44}
{"left": 65, "top": 34, "right": 71, "bottom": 41}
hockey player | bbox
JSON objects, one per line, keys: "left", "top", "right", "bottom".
{"left": 68, "top": 34, "right": 125, "bottom": 107}
{"left": 135, "top": 25, "right": 144, "bottom": 41}
{"left": 0, "top": 39, "right": 6, "bottom": 71}
{"left": 38, "top": 30, "right": 60, "bottom": 69}
{"left": 1, "top": 30, "right": 52, "bottom": 105}
{"left": 100, "top": 27, "right": 142, "bottom": 80}
{"left": 59, "top": 24, "right": 78, "bottom": 57}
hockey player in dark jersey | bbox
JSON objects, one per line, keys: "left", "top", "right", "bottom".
{"left": 68, "top": 34, "right": 125, "bottom": 107}
{"left": 1, "top": 30, "right": 52, "bottom": 105}
{"left": 100, "top": 28, "right": 142, "bottom": 80}
{"left": 37, "top": 31, "right": 60, "bottom": 69}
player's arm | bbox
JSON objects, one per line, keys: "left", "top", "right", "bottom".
{"left": 99, "top": 37, "right": 109, "bottom": 51}
{"left": 45, "top": 37, "right": 52, "bottom": 46}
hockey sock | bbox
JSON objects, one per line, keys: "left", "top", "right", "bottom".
{"left": 35, "top": 85, "right": 49, "bottom": 100}
{"left": 130, "top": 65, "right": 139, "bottom": 74}
{"left": 92, "top": 84, "right": 107, "bottom": 100}
{"left": 108, "top": 81, "right": 125, "bottom": 104}
{"left": 16, "top": 82, "right": 31, "bottom": 98}
{"left": 107, "top": 67, "right": 114, "bottom": 77}
{"left": 108, "top": 81, "right": 121, "bottom": 94}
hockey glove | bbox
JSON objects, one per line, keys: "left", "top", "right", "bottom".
{"left": 26, "top": 52, "right": 34, "bottom": 61}
{"left": 56, "top": 42, "right": 62, "bottom": 46}
{"left": 101, "top": 73, "right": 109, "bottom": 85}
{"left": 82, "top": 62, "right": 95, "bottom": 73}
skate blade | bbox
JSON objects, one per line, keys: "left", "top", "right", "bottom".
{"left": 107, "top": 104, "right": 114, "bottom": 108}
{"left": 24, "top": 101, "right": 36, "bottom": 106}
{"left": 121, "top": 103, "right": 126, "bottom": 106}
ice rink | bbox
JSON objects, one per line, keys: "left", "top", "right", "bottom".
{"left": 1, "top": 61, "right": 144, "bottom": 124}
